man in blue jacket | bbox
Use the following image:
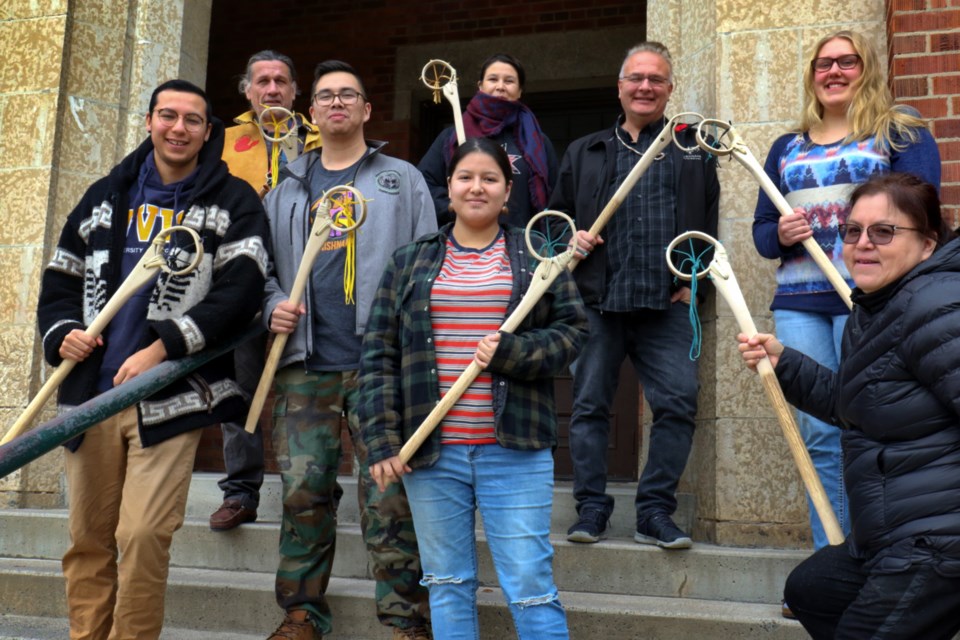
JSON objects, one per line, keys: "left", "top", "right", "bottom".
{"left": 261, "top": 60, "right": 435, "bottom": 640}
{"left": 552, "top": 43, "right": 719, "bottom": 549}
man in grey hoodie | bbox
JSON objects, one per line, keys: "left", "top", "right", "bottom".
{"left": 261, "top": 60, "right": 435, "bottom": 640}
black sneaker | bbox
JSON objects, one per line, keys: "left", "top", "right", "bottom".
{"left": 634, "top": 511, "right": 692, "bottom": 549}
{"left": 566, "top": 510, "right": 608, "bottom": 543}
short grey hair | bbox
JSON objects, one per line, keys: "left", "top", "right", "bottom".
{"left": 238, "top": 50, "right": 299, "bottom": 95}
{"left": 620, "top": 42, "right": 673, "bottom": 82}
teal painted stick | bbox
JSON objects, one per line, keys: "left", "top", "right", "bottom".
{"left": 0, "top": 323, "right": 263, "bottom": 479}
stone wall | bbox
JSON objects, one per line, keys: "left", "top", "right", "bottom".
{"left": 0, "top": 0, "right": 211, "bottom": 508}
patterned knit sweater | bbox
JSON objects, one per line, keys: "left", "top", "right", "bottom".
{"left": 38, "top": 120, "right": 269, "bottom": 449}
{"left": 752, "top": 125, "right": 941, "bottom": 315}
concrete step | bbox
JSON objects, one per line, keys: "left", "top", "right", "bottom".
{"left": 0, "top": 614, "right": 263, "bottom": 640}
{"left": 0, "top": 558, "right": 807, "bottom": 639}
{"left": 0, "top": 508, "right": 807, "bottom": 604}
{"left": 2, "top": 473, "right": 806, "bottom": 638}
{"left": 185, "top": 472, "right": 697, "bottom": 540}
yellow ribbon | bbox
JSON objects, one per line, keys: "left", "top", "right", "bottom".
{"left": 310, "top": 188, "right": 361, "bottom": 305}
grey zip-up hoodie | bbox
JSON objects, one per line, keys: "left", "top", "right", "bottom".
{"left": 262, "top": 140, "right": 437, "bottom": 369}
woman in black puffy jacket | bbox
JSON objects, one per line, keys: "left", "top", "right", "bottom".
{"left": 738, "top": 172, "right": 960, "bottom": 640}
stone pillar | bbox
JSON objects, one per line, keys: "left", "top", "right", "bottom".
{"left": 0, "top": 0, "right": 210, "bottom": 508}
{"left": 648, "top": 0, "right": 886, "bottom": 548}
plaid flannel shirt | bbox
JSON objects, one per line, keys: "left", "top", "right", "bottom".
{"left": 359, "top": 224, "right": 587, "bottom": 469}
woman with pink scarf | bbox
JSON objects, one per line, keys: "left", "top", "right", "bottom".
{"left": 418, "top": 53, "right": 558, "bottom": 227}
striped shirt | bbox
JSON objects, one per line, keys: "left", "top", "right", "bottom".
{"left": 431, "top": 234, "right": 512, "bottom": 444}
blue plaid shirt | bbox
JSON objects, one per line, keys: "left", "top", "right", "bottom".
{"left": 602, "top": 119, "right": 677, "bottom": 312}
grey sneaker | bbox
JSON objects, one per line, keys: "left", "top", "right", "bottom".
{"left": 634, "top": 511, "right": 692, "bottom": 549}
{"left": 566, "top": 509, "right": 608, "bottom": 543}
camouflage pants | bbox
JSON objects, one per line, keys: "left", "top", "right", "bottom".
{"left": 272, "top": 367, "right": 429, "bottom": 634}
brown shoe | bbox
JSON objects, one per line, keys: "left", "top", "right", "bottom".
{"left": 268, "top": 610, "right": 320, "bottom": 640}
{"left": 781, "top": 600, "right": 797, "bottom": 619}
{"left": 392, "top": 627, "right": 431, "bottom": 640}
{"left": 209, "top": 498, "right": 257, "bottom": 531}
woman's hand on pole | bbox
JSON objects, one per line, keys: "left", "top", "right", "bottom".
{"left": 370, "top": 456, "right": 412, "bottom": 492}
{"left": 737, "top": 332, "right": 785, "bottom": 370}
{"left": 474, "top": 333, "right": 502, "bottom": 369}
{"left": 777, "top": 208, "right": 814, "bottom": 247}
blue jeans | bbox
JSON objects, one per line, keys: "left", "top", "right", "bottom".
{"left": 402, "top": 445, "right": 568, "bottom": 640}
{"left": 774, "top": 309, "right": 851, "bottom": 550}
{"left": 569, "top": 304, "right": 699, "bottom": 522}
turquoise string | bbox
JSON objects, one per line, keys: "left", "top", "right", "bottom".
{"left": 698, "top": 121, "right": 727, "bottom": 163}
{"left": 670, "top": 239, "right": 713, "bottom": 360}
{"left": 529, "top": 221, "right": 569, "bottom": 260}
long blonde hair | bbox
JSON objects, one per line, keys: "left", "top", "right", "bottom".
{"left": 799, "top": 30, "right": 925, "bottom": 150}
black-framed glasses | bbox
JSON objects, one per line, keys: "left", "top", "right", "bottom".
{"left": 811, "top": 54, "right": 861, "bottom": 73}
{"left": 619, "top": 73, "right": 670, "bottom": 88}
{"left": 153, "top": 109, "right": 206, "bottom": 132}
{"left": 838, "top": 222, "right": 921, "bottom": 245}
{"left": 312, "top": 89, "right": 365, "bottom": 106}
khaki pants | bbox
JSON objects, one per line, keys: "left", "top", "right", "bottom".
{"left": 63, "top": 406, "right": 202, "bottom": 640}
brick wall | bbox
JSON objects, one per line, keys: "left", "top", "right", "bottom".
{"left": 205, "top": 0, "right": 645, "bottom": 161}
{"left": 887, "top": 0, "right": 960, "bottom": 225}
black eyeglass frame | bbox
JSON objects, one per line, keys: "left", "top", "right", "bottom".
{"left": 311, "top": 89, "right": 366, "bottom": 106}
{"left": 811, "top": 54, "right": 862, "bottom": 73}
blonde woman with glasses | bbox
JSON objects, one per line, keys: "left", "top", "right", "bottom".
{"left": 751, "top": 31, "right": 941, "bottom": 576}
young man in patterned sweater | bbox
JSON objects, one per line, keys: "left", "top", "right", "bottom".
{"left": 37, "top": 79, "right": 268, "bottom": 639}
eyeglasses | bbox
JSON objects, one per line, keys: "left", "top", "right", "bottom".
{"left": 838, "top": 222, "right": 921, "bottom": 245}
{"left": 811, "top": 54, "right": 861, "bottom": 73}
{"left": 153, "top": 109, "right": 206, "bottom": 133}
{"left": 619, "top": 74, "right": 670, "bottom": 88}
{"left": 312, "top": 89, "right": 365, "bottom": 106}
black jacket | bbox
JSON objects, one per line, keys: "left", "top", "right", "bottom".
{"left": 38, "top": 119, "right": 269, "bottom": 449}
{"left": 547, "top": 117, "right": 720, "bottom": 306}
{"left": 777, "top": 238, "right": 960, "bottom": 575}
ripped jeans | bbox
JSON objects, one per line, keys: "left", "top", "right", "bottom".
{"left": 402, "top": 445, "right": 568, "bottom": 639}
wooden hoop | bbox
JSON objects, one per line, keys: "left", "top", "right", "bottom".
{"left": 258, "top": 105, "right": 298, "bottom": 144}
{"left": 420, "top": 59, "right": 465, "bottom": 145}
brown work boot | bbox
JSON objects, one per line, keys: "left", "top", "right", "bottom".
{"left": 392, "top": 626, "right": 431, "bottom": 640}
{"left": 209, "top": 498, "right": 257, "bottom": 531}
{"left": 267, "top": 610, "right": 320, "bottom": 639}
